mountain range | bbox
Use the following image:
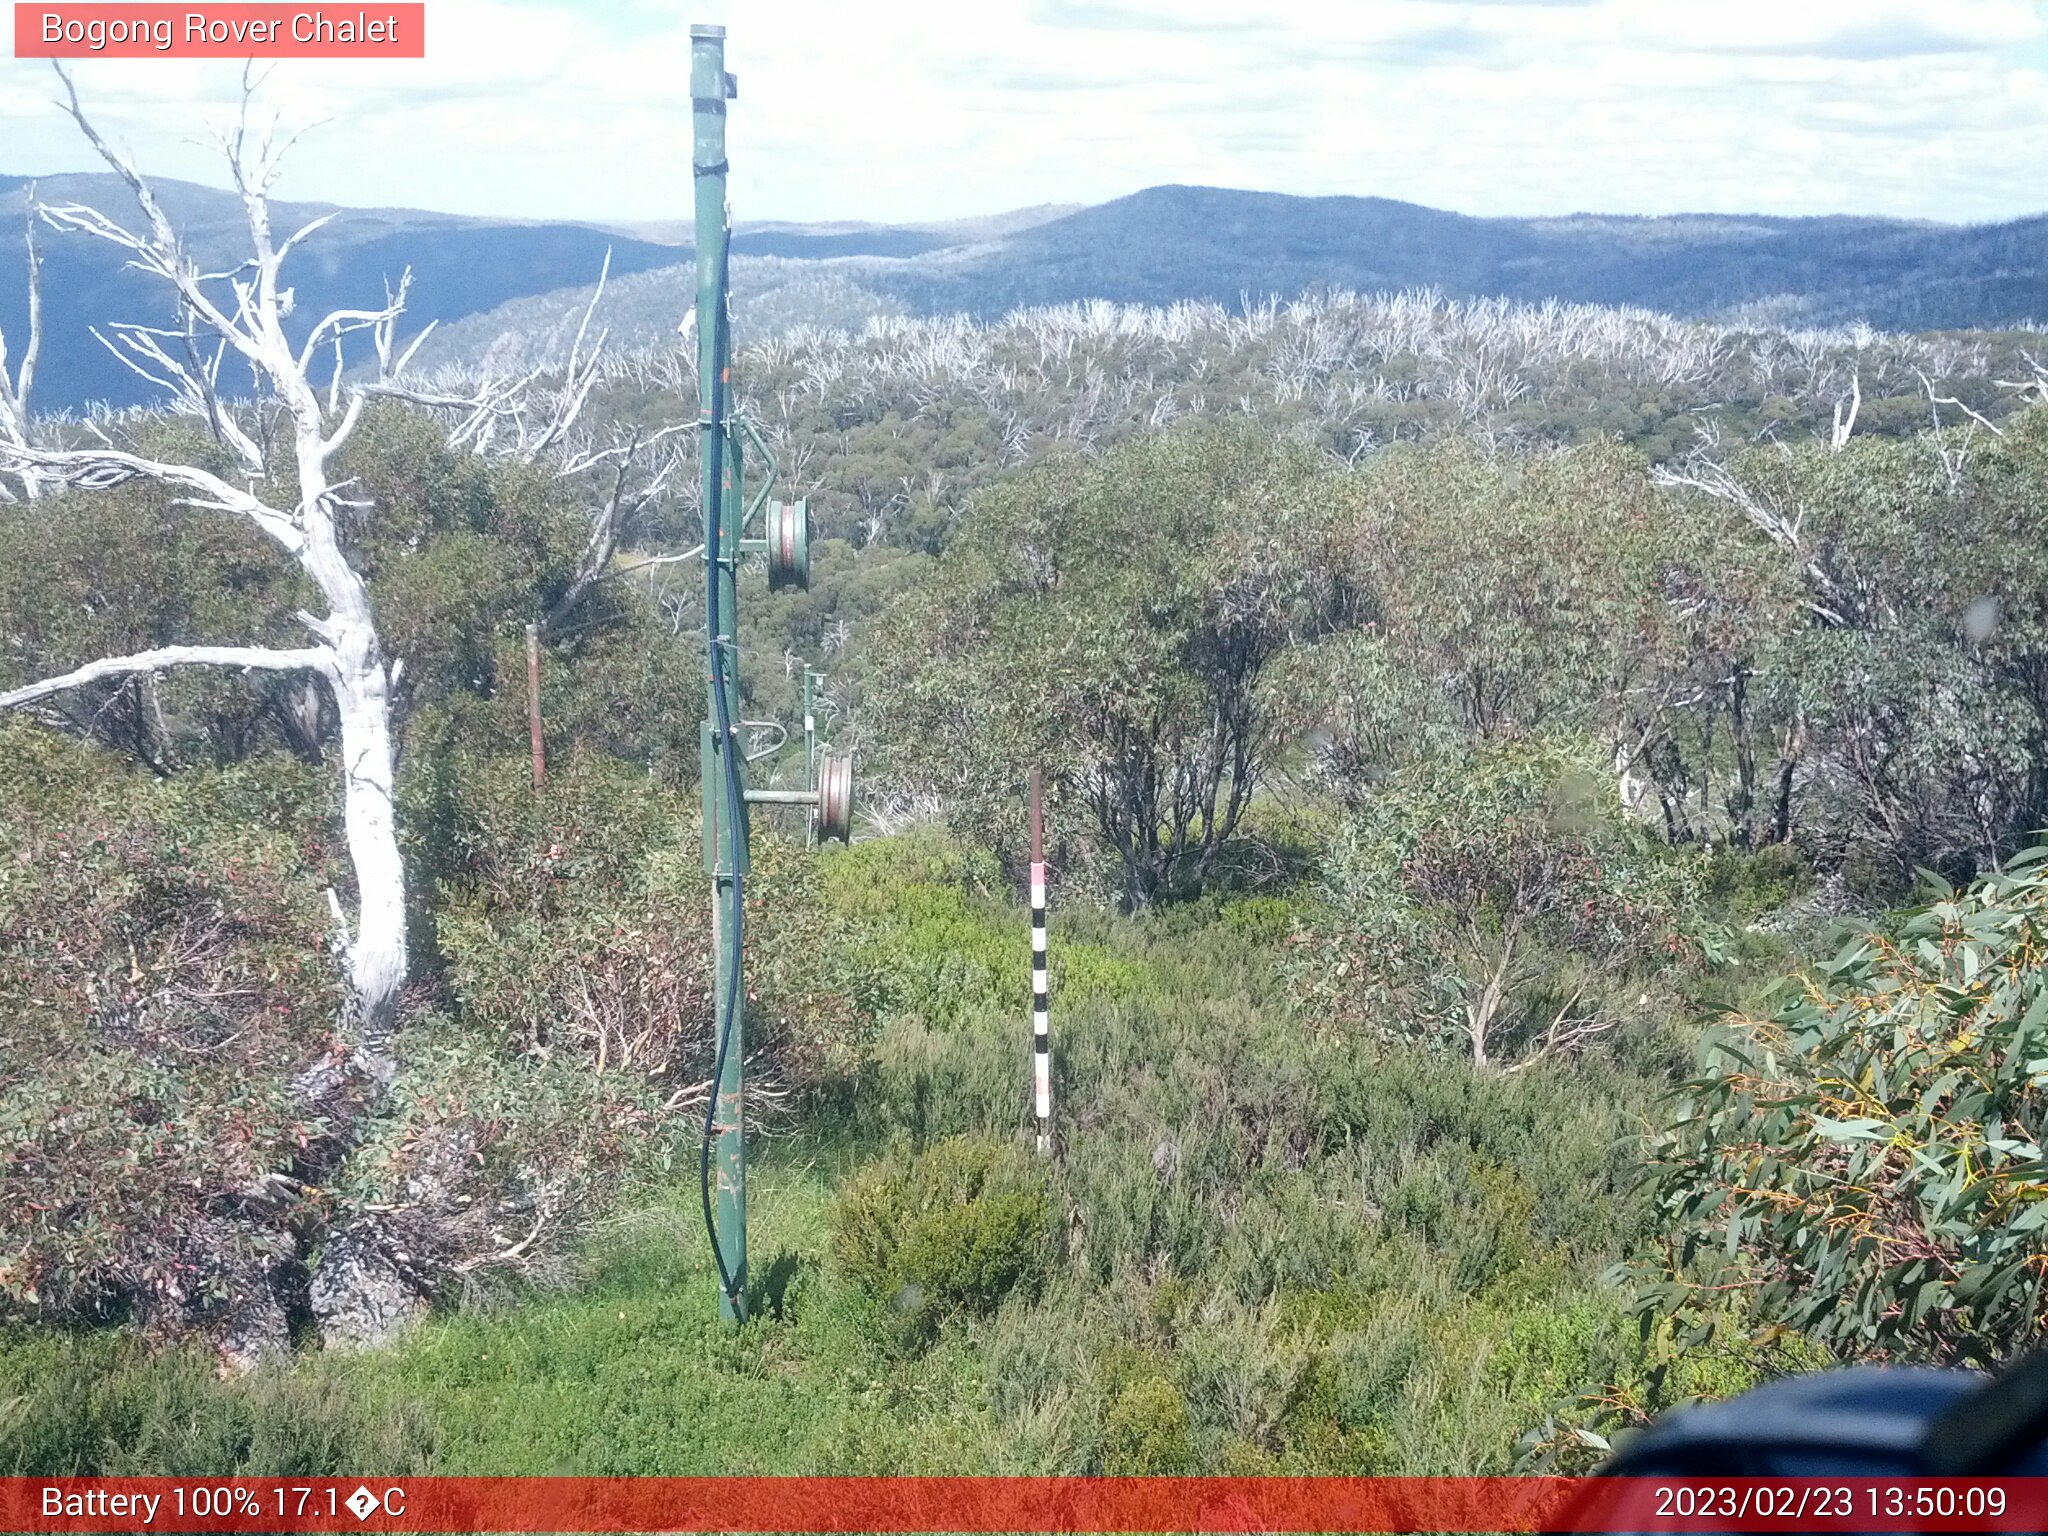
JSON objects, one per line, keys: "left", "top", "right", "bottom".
{"left": 3, "top": 174, "right": 2044, "bottom": 413}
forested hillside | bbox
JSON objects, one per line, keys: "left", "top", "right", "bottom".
{"left": 421, "top": 187, "right": 2048, "bottom": 373}
{"left": 6, "top": 143, "right": 2048, "bottom": 1479}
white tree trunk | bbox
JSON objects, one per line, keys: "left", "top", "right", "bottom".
{"left": 0, "top": 189, "right": 41, "bottom": 502}
{"left": 0, "top": 67, "right": 649, "bottom": 1356}
{"left": 330, "top": 635, "right": 406, "bottom": 1071}
{"left": 292, "top": 403, "right": 407, "bottom": 1069}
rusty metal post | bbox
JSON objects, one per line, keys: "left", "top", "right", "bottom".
{"left": 525, "top": 622, "right": 545, "bottom": 788}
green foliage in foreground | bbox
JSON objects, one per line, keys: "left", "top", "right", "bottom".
{"left": 1642, "top": 847, "right": 2048, "bottom": 1367}
{"left": 2, "top": 826, "right": 1786, "bottom": 1477}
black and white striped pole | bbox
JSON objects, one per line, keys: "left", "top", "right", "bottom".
{"left": 1029, "top": 767, "right": 1051, "bottom": 1155}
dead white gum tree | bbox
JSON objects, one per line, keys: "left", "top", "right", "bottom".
{"left": 0, "top": 68, "right": 436, "bottom": 1078}
{"left": 0, "top": 71, "right": 675, "bottom": 1353}
{"left": 364, "top": 251, "right": 696, "bottom": 643}
{"left": 0, "top": 64, "right": 664, "bottom": 1049}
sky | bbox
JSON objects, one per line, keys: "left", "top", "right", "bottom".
{"left": 0, "top": 0, "right": 2043, "bottom": 227}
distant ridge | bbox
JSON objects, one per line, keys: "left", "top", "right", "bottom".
{"left": 4, "top": 177, "right": 2043, "bottom": 412}
{"left": 859, "top": 185, "right": 2048, "bottom": 332}
{"left": 598, "top": 203, "right": 1085, "bottom": 248}
{"left": 0, "top": 173, "right": 684, "bottom": 413}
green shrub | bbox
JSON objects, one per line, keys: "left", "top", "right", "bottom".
{"left": 834, "top": 1136, "right": 1054, "bottom": 1340}
{"left": 1300, "top": 736, "right": 1703, "bottom": 1068}
{"left": 1639, "top": 846, "right": 2048, "bottom": 1365}
{"left": 0, "top": 1328, "right": 435, "bottom": 1475}
{"left": 1326, "top": 1307, "right": 1428, "bottom": 1443}
{"left": 1699, "top": 842, "right": 1812, "bottom": 922}
{"left": 0, "top": 725, "right": 343, "bottom": 1333}
{"left": 374, "top": 752, "right": 859, "bottom": 1293}
{"left": 868, "top": 428, "right": 1343, "bottom": 907}
{"left": 842, "top": 1015, "right": 1035, "bottom": 1145}
{"left": 1101, "top": 1375, "right": 1195, "bottom": 1473}
{"left": 429, "top": 752, "right": 723, "bottom": 1100}
{"left": 1173, "top": 1296, "right": 1317, "bottom": 1454}
{"left": 806, "top": 830, "right": 1149, "bottom": 1026}
{"left": 1319, "top": 1043, "right": 1649, "bottom": 1262}
{"left": 1217, "top": 895, "right": 1302, "bottom": 946}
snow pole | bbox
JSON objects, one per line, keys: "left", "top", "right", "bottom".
{"left": 1030, "top": 767, "right": 1051, "bottom": 1154}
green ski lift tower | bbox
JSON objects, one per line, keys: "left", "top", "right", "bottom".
{"left": 691, "top": 22, "right": 854, "bottom": 1324}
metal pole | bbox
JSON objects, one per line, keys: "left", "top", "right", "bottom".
{"left": 524, "top": 622, "right": 545, "bottom": 789}
{"left": 1029, "top": 768, "right": 1051, "bottom": 1155}
{"left": 692, "top": 21, "right": 746, "bottom": 1324}
{"left": 804, "top": 668, "right": 818, "bottom": 846}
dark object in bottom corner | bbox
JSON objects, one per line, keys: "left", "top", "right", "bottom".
{"left": 1581, "top": 1349, "right": 2048, "bottom": 1532}
{"left": 1605, "top": 1347, "right": 2048, "bottom": 1476}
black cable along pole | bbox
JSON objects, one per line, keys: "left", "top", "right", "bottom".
{"left": 691, "top": 21, "right": 747, "bottom": 1325}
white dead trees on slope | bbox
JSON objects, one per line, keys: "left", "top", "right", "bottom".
{"left": 0, "top": 195, "right": 40, "bottom": 501}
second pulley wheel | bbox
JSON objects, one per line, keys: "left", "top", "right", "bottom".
{"left": 766, "top": 499, "right": 810, "bottom": 592}
{"left": 815, "top": 751, "right": 853, "bottom": 844}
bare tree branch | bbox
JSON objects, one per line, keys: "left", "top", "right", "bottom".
{"left": 0, "top": 643, "right": 334, "bottom": 710}
{"left": 1652, "top": 457, "right": 1851, "bottom": 627}
{"left": 298, "top": 267, "right": 410, "bottom": 379}
{"left": 45, "top": 65, "right": 270, "bottom": 379}
{"left": 540, "top": 423, "right": 690, "bottom": 635}
{"left": 369, "top": 253, "right": 615, "bottom": 465}
{"left": 542, "top": 433, "right": 638, "bottom": 635}
{"left": 1915, "top": 369, "right": 1995, "bottom": 492}
{"left": 0, "top": 442, "right": 307, "bottom": 552}
{"left": 1917, "top": 369, "right": 2003, "bottom": 435}
{"left": 17, "top": 191, "right": 40, "bottom": 414}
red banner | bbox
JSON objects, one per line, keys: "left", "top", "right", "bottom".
{"left": 6, "top": 1476, "right": 2048, "bottom": 1532}
{"left": 14, "top": 4, "right": 425, "bottom": 58}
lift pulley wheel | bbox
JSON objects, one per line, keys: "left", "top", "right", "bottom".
{"left": 816, "top": 751, "right": 854, "bottom": 844}
{"left": 766, "top": 499, "right": 811, "bottom": 593}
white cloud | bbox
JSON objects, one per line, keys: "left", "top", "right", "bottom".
{"left": 1653, "top": 0, "right": 2038, "bottom": 57}
{"left": 0, "top": 0, "right": 2041, "bottom": 224}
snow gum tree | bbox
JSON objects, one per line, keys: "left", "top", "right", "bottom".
{"left": 0, "top": 71, "right": 592, "bottom": 1359}
{"left": 0, "top": 74, "right": 416, "bottom": 1075}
